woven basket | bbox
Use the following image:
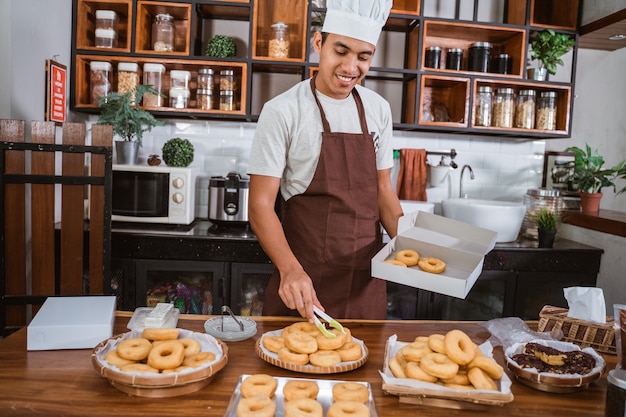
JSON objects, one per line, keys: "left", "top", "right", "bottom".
{"left": 537, "top": 305, "right": 616, "bottom": 355}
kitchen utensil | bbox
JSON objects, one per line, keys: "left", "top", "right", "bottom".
{"left": 208, "top": 171, "right": 249, "bottom": 224}
{"left": 313, "top": 305, "right": 345, "bottom": 338}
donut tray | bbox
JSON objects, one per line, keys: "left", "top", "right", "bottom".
{"left": 223, "top": 375, "right": 378, "bottom": 417}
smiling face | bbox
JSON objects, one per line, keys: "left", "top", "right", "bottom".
{"left": 312, "top": 31, "right": 376, "bottom": 99}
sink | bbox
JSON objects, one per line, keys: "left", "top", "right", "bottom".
{"left": 441, "top": 198, "right": 526, "bottom": 242}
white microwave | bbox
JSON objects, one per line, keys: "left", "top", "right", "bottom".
{"left": 111, "top": 164, "right": 199, "bottom": 224}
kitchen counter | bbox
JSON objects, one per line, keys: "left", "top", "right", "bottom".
{"left": 0, "top": 312, "right": 615, "bottom": 416}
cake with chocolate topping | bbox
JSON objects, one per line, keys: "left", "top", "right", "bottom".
{"left": 511, "top": 342, "right": 596, "bottom": 375}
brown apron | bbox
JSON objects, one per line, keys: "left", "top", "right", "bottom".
{"left": 262, "top": 77, "right": 387, "bottom": 319}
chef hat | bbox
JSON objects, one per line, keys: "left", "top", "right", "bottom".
{"left": 322, "top": 0, "right": 392, "bottom": 46}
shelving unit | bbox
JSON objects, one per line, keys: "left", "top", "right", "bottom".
{"left": 70, "top": 0, "right": 580, "bottom": 138}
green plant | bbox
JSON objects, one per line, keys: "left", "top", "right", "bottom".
{"left": 530, "top": 29, "right": 576, "bottom": 75}
{"left": 536, "top": 207, "right": 559, "bottom": 231}
{"left": 97, "top": 85, "right": 164, "bottom": 146}
{"left": 205, "top": 35, "right": 237, "bottom": 58}
{"left": 564, "top": 144, "right": 626, "bottom": 194}
{"left": 162, "top": 137, "right": 194, "bottom": 167}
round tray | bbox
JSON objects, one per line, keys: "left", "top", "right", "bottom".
{"left": 256, "top": 330, "right": 368, "bottom": 374}
{"left": 92, "top": 329, "right": 228, "bottom": 398}
{"left": 204, "top": 316, "right": 257, "bottom": 342}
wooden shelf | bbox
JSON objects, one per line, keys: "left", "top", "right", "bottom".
{"left": 507, "top": 0, "right": 580, "bottom": 30}
{"left": 135, "top": 1, "right": 191, "bottom": 55}
{"left": 75, "top": 0, "right": 132, "bottom": 52}
{"left": 252, "top": 0, "right": 307, "bottom": 61}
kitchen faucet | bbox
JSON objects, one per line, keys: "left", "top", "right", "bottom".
{"left": 459, "top": 164, "right": 475, "bottom": 198}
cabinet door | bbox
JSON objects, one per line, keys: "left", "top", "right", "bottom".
{"left": 135, "top": 259, "right": 225, "bottom": 315}
{"left": 110, "top": 257, "right": 136, "bottom": 311}
{"left": 230, "top": 262, "right": 274, "bottom": 316}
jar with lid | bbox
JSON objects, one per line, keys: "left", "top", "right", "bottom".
{"left": 220, "top": 90, "right": 235, "bottom": 111}
{"left": 468, "top": 42, "right": 492, "bottom": 72}
{"left": 117, "top": 62, "right": 138, "bottom": 102}
{"left": 90, "top": 61, "right": 112, "bottom": 105}
{"left": 445, "top": 48, "right": 463, "bottom": 70}
{"left": 521, "top": 188, "right": 564, "bottom": 240}
{"left": 269, "top": 22, "right": 290, "bottom": 58}
{"left": 492, "top": 87, "right": 515, "bottom": 128}
{"left": 219, "top": 69, "right": 235, "bottom": 91}
{"left": 425, "top": 46, "right": 441, "bottom": 69}
{"left": 474, "top": 86, "right": 492, "bottom": 127}
{"left": 142, "top": 63, "right": 166, "bottom": 107}
{"left": 197, "top": 68, "right": 214, "bottom": 91}
{"left": 536, "top": 91, "right": 557, "bottom": 130}
{"left": 169, "top": 88, "right": 190, "bottom": 109}
{"left": 492, "top": 53, "right": 512, "bottom": 74}
{"left": 170, "top": 70, "right": 190, "bottom": 90}
{"left": 197, "top": 88, "right": 213, "bottom": 110}
{"left": 514, "top": 89, "right": 536, "bottom": 129}
{"left": 95, "top": 10, "right": 117, "bottom": 48}
{"left": 152, "top": 13, "right": 174, "bottom": 52}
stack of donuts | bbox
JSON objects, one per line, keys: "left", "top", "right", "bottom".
{"left": 388, "top": 329, "right": 504, "bottom": 391}
{"left": 104, "top": 328, "right": 217, "bottom": 374}
{"left": 261, "top": 322, "right": 363, "bottom": 367}
{"left": 236, "top": 374, "right": 371, "bottom": 417}
{"left": 385, "top": 249, "right": 446, "bottom": 274}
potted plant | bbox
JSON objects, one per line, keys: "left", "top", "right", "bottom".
{"left": 563, "top": 144, "right": 626, "bottom": 213}
{"left": 162, "top": 137, "right": 195, "bottom": 167}
{"left": 97, "top": 84, "right": 164, "bottom": 164}
{"left": 536, "top": 207, "right": 559, "bottom": 248}
{"left": 529, "top": 29, "right": 576, "bottom": 80}
{"left": 205, "top": 35, "right": 237, "bottom": 58}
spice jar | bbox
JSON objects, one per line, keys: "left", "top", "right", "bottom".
{"left": 117, "top": 62, "right": 139, "bottom": 102}
{"left": 468, "top": 42, "right": 492, "bottom": 72}
{"left": 514, "top": 89, "right": 536, "bottom": 129}
{"left": 521, "top": 188, "right": 564, "bottom": 240}
{"left": 95, "top": 10, "right": 117, "bottom": 48}
{"left": 445, "top": 48, "right": 463, "bottom": 70}
{"left": 197, "top": 68, "right": 214, "bottom": 90}
{"left": 219, "top": 69, "right": 235, "bottom": 91}
{"left": 142, "top": 63, "right": 166, "bottom": 107}
{"left": 220, "top": 90, "right": 234, "bottom": 111}
{"left": 536, "top": 91, "right": 557, "bottom": 130}
{"left": 90, "top": 61, "right": 112, "bottom": 105}
{"left": 425, "top": 46, "right": 441, "bottom": 69}
{"left": 269, "top": 22, "right": 290, "bottom": 58}
{"left": 169, "top": 88, "right": 190, "bottom": 109}
{"left": 492, "top": 53, "right": 512, "bottom": 74}
{"left": 474, "top": 86, "right": 492, "bottom": 127}
{"left": 152, "top": 13, "right": 174, "bottom": 52}
{"left": 197, "top": 88, "right": 213, "bottom": 110}
{"left": 492, "top": 87, "right": 515, "bottom": 128}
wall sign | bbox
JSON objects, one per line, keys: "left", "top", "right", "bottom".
{"left": 45, "top": 59, "right": 67, "bottom": 123}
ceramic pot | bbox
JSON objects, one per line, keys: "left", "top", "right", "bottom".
{"left": 580, "top": 192, "right": 602, "bottom": 214}
{"left": 537, "top": 228, "right": 556, "bottom": 248}
{"left": 528, "top": 67, "right": 548, "bottom": 81}
{"left": 115, "top": 140, "right": 139, "bottom": 165}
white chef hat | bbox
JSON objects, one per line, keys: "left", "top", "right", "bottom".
{"left": 322, "top": 0, "right": 392, "bottom": 46}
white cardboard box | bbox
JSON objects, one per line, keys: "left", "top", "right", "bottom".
{"left": 27, "top": 296, "right": 116, "bottom": 351}
{"left": 372, "top": 211, "right": 497, "bottom": 299}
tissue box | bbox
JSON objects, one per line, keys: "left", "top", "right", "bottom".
{"left": 372, "top": 211, "right": 497, "bottom": 299}
{"left": 27, "top": 296, "right": 116, "bottom": 351}
{"left": 537, "top": 305, "right": 616, "bottom": 355}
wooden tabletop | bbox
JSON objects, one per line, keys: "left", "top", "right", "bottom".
{"left": 0, "top": 312, "right": 615, "bottom": 416}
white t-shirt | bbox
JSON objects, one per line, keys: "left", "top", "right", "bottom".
{"left": 247, "top": 79, "right": 394, "bottom": 201}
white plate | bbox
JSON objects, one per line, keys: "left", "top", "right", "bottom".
{"left": 204, "top": 315, "right": 257, "bottom": 342}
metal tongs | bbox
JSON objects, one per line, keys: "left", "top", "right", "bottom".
{"left": 221, "top": 305, "right": 244, "bottom": 332}
{"left": 313, "top": 306, "right": 345, "bottom": 339}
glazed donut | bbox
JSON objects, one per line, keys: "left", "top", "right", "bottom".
{"left": 179, "top": 338, "right": 201, "bottom": 356}
{"left": 284, "top": 331, "right": 318, "bottom": 354}
{"left": 278, "top": 347, "right": 309, "bottom": 366}
{"left": 104, "top": 349, "right": 136, "bottom": 368}
{"left": 284, "top": 398, "right": 323, "bottom": 417}
{"left": 427, "top": 334, "right": 446, "bottom": 354}
{"left": 384, "top": 259, "right": 407, "bottom": 267}
{"left": 161, "top": 365, "right": 191, "bottom": 374}
{"left": 147, "top": 339, "right": 185, "bottom": 370}
{"left": 262, "top": 335, "right": 285, "bottom": 353}
{"left": 236, "top": 396, "right": 275, "bottom": 417}
{"left": 405, "top": 361, "right": 438, "bottom": 383}
{"left": 468, "top": 356, "right": 504, "bottom": 380}
{"left": 120, "top": 363, "right": 159, "bottom": 374}
{"left": 240, "top": 374, "right": 277, "bottom": 399}
{"left": 284, "top": 322, "right": 320, "bottom": 337}
{"left": 417, "top": 257, "right": 446, "bottom": 274}
{"left": 116, "top": 337, "right": 152, "bottom": 361}
{"left": 419, "top": 352, "right": 459, "bottom": 379}
{"left": 395, "top": 249, "right": 420, "bottom": 266}
{"left": 332, "top": 382, "right": 370, "bottom": 403}
{"left": 388, "top": 356, "right": 407, "bottom": 378}
{"left": 336, "top": 341, "right": 362, "bottom": 362}
{"left": 468, "top": 366, "right": 498, "bottom": 391}
{"left": 141, "top": 327, "right": 179, "bottom": 341}
{"left": 182, "top": 351, "right": 216, "bottom": 368}
{"left": 443, "top": 330, "right": 476, "bottom": 365}
{"left": 309, "top": 350, "right": 342, "bottom": 367}
{"left": 316, "top": 329, "right": 346, "bottom": 350}
{"left": 282, "top": 380, "right": 319, "bottom": 401}
{"left": 327, "top": 401, "right": 370, "bottom": 417}
{"left": 400, "top": 341, "right": 431, "bottom": 362}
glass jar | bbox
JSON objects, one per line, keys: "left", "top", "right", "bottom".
{"left": 468, "top": 42, "right": 492, "bottom": 72}
{"left": 536, "top": 91, "right": 557, "bottom": 130}
{"left": 522, "top": 188, "right": 564, "bottom": 240}
{"left": 197, "top": 67, "right": 214, "bottom": 91}
{"left": 152, "top": 13, "right": 174, "bottom": 52}
{"left": 219, "top": 69, "right": 235, "bottom": 91}
{"left": 445, "top": 48, "right": 463, "bottom": 70}
{"left": 197, "top": 88, "right": 214, "bottom": 110}
{"left": 95, "top": 10, "right": 117, "bottom": 48}
{"left": 474, "top": 86, "right": 492, "bottom": 127}
{"left": 169, "top": 88, "right": 189, "bottom": 109}
{"left": 142, "top": 63, "right": 166, "bottom": 107}
{"left": 492, "top": 87, "right": 515, "bottom": 128}
{"left": 492, "top": 53, "right": 512, "bottom": 74}
{"left": 220, "top": 90, "right": 234, "bottom": 111}
{"left": 515, "top": 89, "right": 536, "bottom": 129}
{"left": 269, "top": 22, "right": 290, "bottom": 58}
{"left": 169, "top": 70, "right": 190, "bottom": 90}
{"left": 90, "top": 61, "right": 112, "bottom": 105}
{"left": 425, "top": 46, "right": 441, "bottom": 69}
{"left": 117, "top": 62, "right": 139, "bottom": 100}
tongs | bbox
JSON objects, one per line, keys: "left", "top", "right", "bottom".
{"left": 313, "top": 306, "right": 346, "bottom": 338}
{"left": 221, "top": 305, "right": 244, "bottom": 332}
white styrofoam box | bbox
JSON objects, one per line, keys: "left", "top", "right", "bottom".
{"left": 27, "top": 296, "right": 116, "bottom": 351}
{"left": 372, "top": 211, "right": 497, "bottom": 299}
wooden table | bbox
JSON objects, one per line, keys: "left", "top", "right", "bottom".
{"left": 0, "top": 312, "right": 614, "bottom": 416}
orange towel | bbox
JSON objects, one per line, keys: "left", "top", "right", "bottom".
{"left": 396, "top": 148, "right": 428, "bottom": 201}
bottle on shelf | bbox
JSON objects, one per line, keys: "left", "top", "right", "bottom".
{"left": 514, "top": 89, "right": 536, "bottom": 129}
{"left": 468, "top": 42, "right": 492, "bottom": 72}
{"left": 446, "top": 48, "right": 463, "bottom": 70}
{"left": 474, "top": 86, "right": 493, "bottom": 127}
{"left": 536, "top": 91, "right": 557, "bottom": 130}
{"left": 95, "top": 9, "right": 118, "bottom": 48}
{"left": 152, "top": 13, "right": 175, "bottom": 52}
{"left": 142, "top": 63, "right": 166, "bottom": 107}
{"left": 269, "top": 22, "right": 290, "bottom": 58}
{"left": 492, "top": 53, "right": 512, "bottom": 74}
{"left": 492, "top": 87, "right": 515, "bottom": 128}
{"left": 117, "top": 62, "right": 139, "bottom": 103}
{"left": 89, "top": 61, "right": 112, "bottom": 105}
{"left": 425, "top": 46, "right": 441, "bottom": 69}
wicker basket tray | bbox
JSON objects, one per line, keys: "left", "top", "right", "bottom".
{"left": 537, "top": 305, "right": 616, "bottom": 355}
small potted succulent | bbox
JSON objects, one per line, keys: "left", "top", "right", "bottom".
{"left": 529, "top": 29, "right": 576, "bottom": 80}
{"left": 536, "top": 207, "right": 559, "bottom": 248}
{"left": 205, "top": 35, "right": 237, "bottom": 58}
{"left": 162, "top": 137, "right": 195, "bottom": 167}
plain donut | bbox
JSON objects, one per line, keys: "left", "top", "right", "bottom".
{"left": 236, "top": 395, "right": 275, "bottom": 417}
{"left": 417, "top": 257, "right": 446, "bottom": 274}
{"left": 147, "top": 339, "right": 185, "bottom": 370}
{"left": 444, "top": 329, "right": 475, "bottom": 365}
{"left": 395, "top": 249, "right": 420, "bottom": 266}
{"left": 327, "top": 400, "right": 370, "bottom": 417}
{"left": 284, "top": 398, "right": 323, "bottom": 417}
{"left": 332, "top": 382, "right": 369, "bottom": 403}
{"left": 282, "top": 380, "right": 319, "bottom": 401}
{"left": 116, "top": 337, "right": 152, "bottom": 361}
{"left": 240, "top": 374, "right": 277, "bottom": 399}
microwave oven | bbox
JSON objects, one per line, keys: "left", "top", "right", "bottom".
{"left": 111, "top": 164, "right": 199, "bottom": 224}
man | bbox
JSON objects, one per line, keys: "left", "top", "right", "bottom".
{"left": 247, "top": 0, "right": 402, "bottom": 321}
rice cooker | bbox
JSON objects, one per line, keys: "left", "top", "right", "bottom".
{"left": 208, "top": 172, "right": 249, "bottom": 223}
